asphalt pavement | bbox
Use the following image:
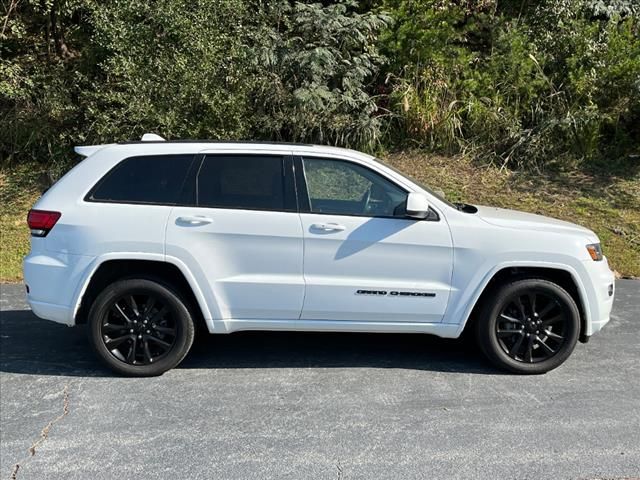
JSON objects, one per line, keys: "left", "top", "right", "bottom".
{"left": 1, "top": 280, "right": 639, "bottom": 480}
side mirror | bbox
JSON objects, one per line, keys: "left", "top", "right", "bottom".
{"left": 406, "top": 192, "right": 430, "bottom": 219}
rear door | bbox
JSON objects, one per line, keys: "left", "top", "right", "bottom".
{"left": 297, "top": 155, "right": 453, "bottom": 323}
{"left": 165, "top": 153, "right": 304, "bottom": 321}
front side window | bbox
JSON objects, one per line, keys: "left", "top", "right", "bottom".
{"left": 197, "top": 155, "right": 291, "bottom": 211}
{"left": 302, "top": 158, "right": 407, "bottom": 217}
{"left": 88, "top": 155, "right": 193, "bottom": 204}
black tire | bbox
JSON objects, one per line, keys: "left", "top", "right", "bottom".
{"left": 88, "top": 278, "right": 195, "bottom": 376}
{"left": 475, "top": 278, "right": 580, "bottom": 374}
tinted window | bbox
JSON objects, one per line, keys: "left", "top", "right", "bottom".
{"left": 89, "top": 155, "right": 192, "bottom": 204}
{"left": 302, "top": 158, "right": 407, "bottom": 217}
{"left": 197, "top": 155, "right": 288, "bottom": 211}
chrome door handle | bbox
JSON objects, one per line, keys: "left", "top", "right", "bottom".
{"left": 310, "top": 222, "right": 346, "bottom": 232}
{"left": 176, "top": 215, "right": 213, "bottom": 226}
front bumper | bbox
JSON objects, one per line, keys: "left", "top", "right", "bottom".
{"left": 582, "top": 257, "right": 615, "bottom": 337}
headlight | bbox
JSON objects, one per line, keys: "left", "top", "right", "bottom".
{"left": 586, "top": 243, "right": 603, "bottom": 261}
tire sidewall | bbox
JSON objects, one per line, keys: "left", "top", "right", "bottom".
{"left": 477, "top": 279, "right": 580, "bottom": 374}
{"left": 88, "top": 278, "right": 195, "bottom": 376}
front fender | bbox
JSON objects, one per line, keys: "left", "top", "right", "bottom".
{"left": 445, "top": 258, "right": 591, "bottom": 337}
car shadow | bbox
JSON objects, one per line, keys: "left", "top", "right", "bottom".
{"left": 0, "top": 309, "right": 500, "bottom": 377}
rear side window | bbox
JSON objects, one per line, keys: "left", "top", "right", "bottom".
{"left": 196, "top": 155, "right": 293, "bottom": 211}
{"left": 88, "top": 155, "right": 193, "bottom": 205}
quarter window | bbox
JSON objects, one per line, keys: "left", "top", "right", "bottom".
{"left": 197, "top": 155, "right": 290, "bottom": 211}
{"left": 88, "top": 155, "right": 193, "bottom": 204}
{"left": 302, "top": 158, "right": 407, "bottom": 217}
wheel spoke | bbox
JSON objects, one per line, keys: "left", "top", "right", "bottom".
{"left": 143, "top": 297, "right": 156, "bottom": 317}
{"left": 147, "top": 335, "right": 172, "bottom": 350}
{"left": 103, "top": 322, "right": 126, "bottom": 334}
{"left": 127, "top": 295, "right": 140, "bottom": 317}
{"left": 528, "top": 293, "right": 537, "bottom": 316}
{"left": 149, "top": 306, "right": 168, "bottom": 324}
{"left": 497, "top": 328, "right": 523, "bottom": 337}
{"left": 500, "top": 313, "right": 523, "bottom": 325}
{"left": 154, "top": 325, "right": 176, "bottom": 335}
{"left": 143, "top": 340, "right": 153, "bottom": 363}
{"left": 126, "top": 337, "right": 137, "bottom": 363}
{"left": 542, "top": 314, "right": 564, "bottom": 327}
{"left": 509, "top": 333, "right": 525, "bottom": 358}
{"left": 536, "top": 336, "right": 555, "bottom": 354}
{"left": 524, "top": 335, "right": 535, "bottom": 363}
{"left": 105, "top": 334, "right": 132, "bottom": 351}
{"left": 537, "top": 300, "right": 556, "bottom": 320}
{"left": 543, "top": 329, "right": 564, "bottom": 340}
{"left": 114, "top": 303, "right": 133, "bottom": 323}
{"left": 515, "top": 296, "right": 527, "bottom": 320}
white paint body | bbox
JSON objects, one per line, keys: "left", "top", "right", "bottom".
{"left": 23, "top": 142, "right": 615, "bottom": 340}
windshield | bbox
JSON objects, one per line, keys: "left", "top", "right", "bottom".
{"left": 376, "top": 158, "right": 458, "bottom": 209}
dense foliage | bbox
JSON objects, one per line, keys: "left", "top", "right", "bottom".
{"left": 1, "top": 0, "right": 638, "bottom": 172}
{"left": 381, "top": 0, "right": 640, "bottom": 170}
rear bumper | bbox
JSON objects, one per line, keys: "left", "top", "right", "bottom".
{"left": 28, "top": 299, "right": 74, "bottom": 326}
{"left": 23, "top": 251, "right": 95, "bottom": 326}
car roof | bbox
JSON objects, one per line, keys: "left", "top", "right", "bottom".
{"left": 75, "top": 135, "right": 374, "bottom": 162}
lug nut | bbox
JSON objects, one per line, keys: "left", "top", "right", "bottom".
{"left": 138, "top": 334, "right": 142, "bottom": 339}
{"left": 146, "top": 330, "right": 150, "bottom": 334}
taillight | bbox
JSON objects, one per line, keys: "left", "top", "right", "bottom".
{"left": 27, "top": 209, "right": 61, "bottom": 237}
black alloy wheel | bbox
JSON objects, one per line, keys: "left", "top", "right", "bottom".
{"left": 476, "top": 278, "right": 580, "bottom": 374}
{"left": 101, "top": 293, "right": 178, "bottom": 365}
{"left": 495, "top": 291, "right": 569, "bottom": 363}
{"left": 88, "top": 278, "right": 195, "bottom": 376}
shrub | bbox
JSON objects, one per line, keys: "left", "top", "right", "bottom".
{"left": 0, "top": 0, "right": 389, "bottom": 167}
{"left": 250, "top": 1, "right": 391, "bottom": 150}
{"left": 379, "top": 0, "right": 640, "bottom": 170}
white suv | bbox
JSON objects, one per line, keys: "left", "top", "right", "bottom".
{"left": 23, "top": 135, "right": 615, "bottom": 376}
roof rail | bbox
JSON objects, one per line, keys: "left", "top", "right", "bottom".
{"left": 141, "top": 133, "right": 165, "bottom": 141}
{"left": 74, "top": 133, "right": 164, "bottom": 157}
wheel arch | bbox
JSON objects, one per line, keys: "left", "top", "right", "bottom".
{"left": 460, "top": 265, "right": 590, "bottom": 343}
{"left": 73, "top": 255, "right": 213, "bottom": 332}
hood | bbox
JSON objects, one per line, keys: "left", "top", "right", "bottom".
{"left": 475, "top": 205, "right": 598, "bottom": 240}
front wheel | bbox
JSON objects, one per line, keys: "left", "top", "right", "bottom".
{"left": 88, "top": 278, "right": 195, "bottom": 376}
{"left": 476, "top": 279, "right": 580, "bottom": 374}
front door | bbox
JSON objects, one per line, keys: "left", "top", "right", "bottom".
{"left": 297, "top": 156, "right": 453, "bottom": 323}
{"left": 165, "top": 153, "right": 304, "bottom": 321}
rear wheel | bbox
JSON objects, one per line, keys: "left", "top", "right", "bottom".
{"left": 88, "top": 278, "right": 195, "bottom": 376}
{"left": 476, "top": 279, "right": 580, "bottom": 374}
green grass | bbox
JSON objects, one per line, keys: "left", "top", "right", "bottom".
{"left": 383, "top": 152, "right": 640, "bottom": 278}
{"left": 1, "top": 154, "right": 638, "bottom": 282}
{"left": 0, "top": 164, "right": 42, "bottom": 282}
